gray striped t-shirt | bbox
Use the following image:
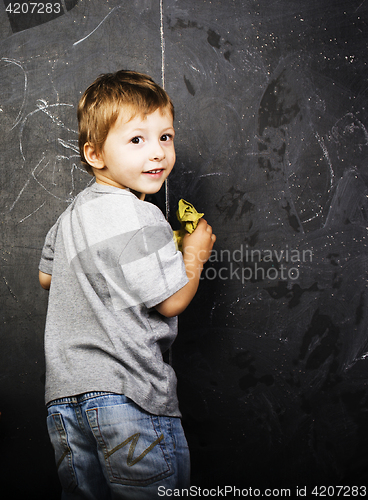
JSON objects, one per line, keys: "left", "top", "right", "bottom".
{"left": 39, "top": 183, "right": 188, "bottom": 416}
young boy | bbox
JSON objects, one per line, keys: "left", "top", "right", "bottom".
{"left": 38, "top": 70, "right": 215, "bottom": 499}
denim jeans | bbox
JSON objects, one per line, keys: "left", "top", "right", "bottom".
{"left": 46, "top": 392, "right": 190, "bottom": 499}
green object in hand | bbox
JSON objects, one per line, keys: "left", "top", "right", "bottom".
{"left": 173, "top": 199, "right": 204, "bottom": 252}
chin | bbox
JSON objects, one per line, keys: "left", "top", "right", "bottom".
{"left": 145, "top": 184, "right": 165, "bottom": 195}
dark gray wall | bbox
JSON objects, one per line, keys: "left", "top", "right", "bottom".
{"left": 1, "top": 0, "right": 368, "bottom": 497}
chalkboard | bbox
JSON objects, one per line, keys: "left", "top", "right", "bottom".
{"left": 1, "top": 0, "right": 368, "bottom": 497}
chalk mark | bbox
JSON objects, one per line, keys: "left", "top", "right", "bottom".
{"left": 355, "top": 0, "right": 366, "bottom": 12}
{"left": 9, "top": 178, "right": 31, "bottom": 212}
{"left": 31, "top": 156, "right": 82, "bottom": 203}
{"left": 18, "top": 202, "right": 46, "bottom": 224}
{"left": 3, "top": 276, "right": 17, "bottom": 301}
{"left": 19, "top": 101, "right": 75, "bottom": 161}
{"left": 73, "top": 6, "right": 121, "bottom": 46}
{"left": 1, "top": 58, "right": 27, "bottom": 130}
{"left": 57, "top": 138, "right": 79, "bottom": 154}
{"left": 9, "top": 98, "right": 92, "bottom": 210}
{"left": 199, "top": 172, "right": 230, "bottom": 178}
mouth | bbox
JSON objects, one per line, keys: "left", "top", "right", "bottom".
{"left": 144, "top": 168, "right": 164, "bottom": 176}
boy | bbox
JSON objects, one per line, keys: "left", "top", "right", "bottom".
{"left": 38, "top": 70, "right": 215, "bottom": 499}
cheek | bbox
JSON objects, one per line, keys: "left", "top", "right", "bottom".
{"left": 169, "top": 148, "right": 176, "bottom": 164}
{"left": 167, "top": 156, "right": 175, "bottom": 172}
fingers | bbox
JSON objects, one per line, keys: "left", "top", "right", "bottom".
{"left": 197, "top": 218, "right": 212, "bottom": 233}
{"left": 182, "top": 217, "right": 216, "bottom": 265}
{"left": 204, "top": 220, "right": 216, "bottom": 242}
{"left": 196, "top": 218, "right": 208, "bottom": 229}
{"left": 196, "top": 218, "right": 216, "bottom": 242}
{"left": 184, "top": 218, "right": 216, "bottom": 250}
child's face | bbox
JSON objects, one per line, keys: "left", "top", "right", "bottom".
{"left": 92, "top": 108, "right": 175, "bottom": 195}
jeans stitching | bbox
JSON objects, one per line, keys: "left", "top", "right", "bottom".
{"left": 151, "top": 415, "right": 172, "bottom": 472}
{"left": 106, "top": 431, "right": 164, "bottom": 466}
{"left": 49, "top": 413, "right": 77, "bottom": 492}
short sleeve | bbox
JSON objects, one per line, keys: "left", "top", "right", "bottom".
{"left": 39, "top": 219, "right": 60, "bottom": 275}
{"left": 119, "top": 222, "right": 188, "bottom": 309}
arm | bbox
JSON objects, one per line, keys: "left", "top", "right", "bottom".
{"left": 155, "top": 218, "right": 216, "bottom": 317}
{"left": 39, "top": 271, "right": 52, "bottom": 290}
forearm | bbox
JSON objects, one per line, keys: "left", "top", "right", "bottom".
{"left": 155, "top": 217, "right": 215, "bottom": 318}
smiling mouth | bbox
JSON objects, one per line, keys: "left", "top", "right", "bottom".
{"left": 144, "top": 169, "right": 164, "bottom": 174}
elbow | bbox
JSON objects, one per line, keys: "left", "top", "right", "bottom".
{"left": 39, "top": 271, "right": 51, "bottom": 290}
{"left": 155, "top": 302, "right": 186, "bottom": 318}
{"left": 155, "top": 282, "right": 195, "bottom": 317}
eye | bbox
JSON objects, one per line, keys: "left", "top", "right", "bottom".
{"left": 131, "top": 136, "right": 143, "bottom": 144}
{"left": 160, "top": 133, "right": 173, "bottom": 142}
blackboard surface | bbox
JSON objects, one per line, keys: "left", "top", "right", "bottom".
{"left": 1, "top": 0, "right": 368, "bottom": 497}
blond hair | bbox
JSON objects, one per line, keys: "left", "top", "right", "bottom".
{"left": 77, "top": 70, "right": 174, "bottom": 174}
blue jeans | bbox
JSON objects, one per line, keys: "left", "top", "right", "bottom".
{"left": 46, "top": 392, "right": 190, "bottom": 499}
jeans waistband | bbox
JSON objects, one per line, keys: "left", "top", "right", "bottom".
{"left": 47, "top": 391, "right": 115, "bottom": 408}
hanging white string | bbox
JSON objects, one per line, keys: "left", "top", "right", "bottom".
{"left": 160, "top": 0, "right": 170, "bottom": 222}
{"left": 160, "top": 0, "right": 165, "bottom": 91}
{"left": 160, "top": 0, "right": 173, "bottom": 367}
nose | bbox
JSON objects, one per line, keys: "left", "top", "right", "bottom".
{"left": 150, "top": 142, "right": 165, "bottom": 161}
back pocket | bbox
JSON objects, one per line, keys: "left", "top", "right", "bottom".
{"left": 86, "top": 403, "right": 173, "bottom": 486}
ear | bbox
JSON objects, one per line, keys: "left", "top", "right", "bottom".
{"left": 83, "top": 143, "right": 105, "bottom": 170}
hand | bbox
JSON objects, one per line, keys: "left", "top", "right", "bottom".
{"left": 182, "top": 218, "right": 216, "bottom": 266}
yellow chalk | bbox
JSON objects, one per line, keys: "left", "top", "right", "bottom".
{"left": 173, "top": 199, "right": 204, "bottom": 252}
